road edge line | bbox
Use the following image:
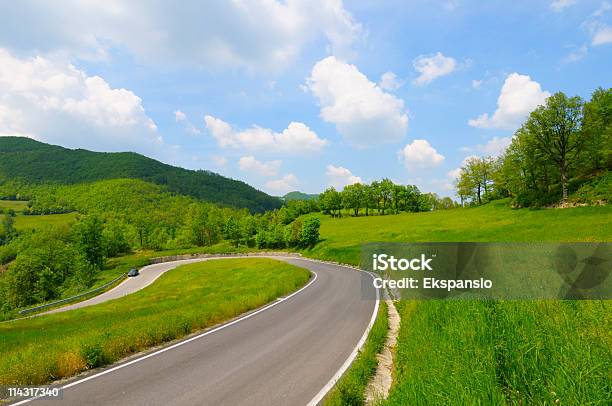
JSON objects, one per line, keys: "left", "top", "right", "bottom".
{"left": 305, "top": 260, "right": 380, "bottom": 406}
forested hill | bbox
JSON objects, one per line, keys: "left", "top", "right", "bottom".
{"left": 283, "top": 191, "right": 319, "bottom": 201}
{"left": 0, "top": 137, "right": 281, "bottom": 212}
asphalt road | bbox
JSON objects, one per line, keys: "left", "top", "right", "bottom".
{"left": 19, "top": 256, "right": 378, "bottom": 406}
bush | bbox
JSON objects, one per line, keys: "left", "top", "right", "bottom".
{"left": 299, "top": 217, "right": 320, "bottom": 248}
{"left": 80, "top": 344, "right": 107, "bottom": 369}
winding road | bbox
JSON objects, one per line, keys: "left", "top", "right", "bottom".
{"left": 14, "top": 256, "right": 378, "bottom": 406}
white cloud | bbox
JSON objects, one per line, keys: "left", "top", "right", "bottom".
{"left": 400, "top": 139, "right": 445, "bottom": 169}
{"left": 550, "top": 0, "right": 576, "bottom": 12}
{"left": 305, "top": 56, "right": 408, "bottom": 146}
{"left": 413, "top": 52, "right": 457, "bottom": 85}
{"left": 204, "top": 115, "right": 327, "bottom": 153}
{"left": 265, "top": 173, "right": 299, "bottom": 194}
{"left": 238, "top": 155, "right": 281, "bottom": 177}
{"left": 175, "top": 110, "right": 186, "bottom": 122}
{"left": 326, "top": 164, "right": 362, "bottom": 189}
{"left": 563, "top": 45, "right": 588, "bottom": 63}
{"left": 472, "top": 79, "right": 483, "bottom": 89}
{"left": 174, "top": 110, "right": 200, "bottom": 135}
{"left": 468, "top": 73, "right": 550, "bottom": 130}
{"left": 461, "top": 137, "right": 512, "bottom": 157}
{"left": 592, "top": 26, "right": 612, "bottom": 45}
{"left": 0, "top": 1, "right": 360, "bottom": 71}
{"left": 379, "top": 71, "right": 403, "bottom": 91}
{"left": 0, "top": 48, "right": 160, "bottom": 153}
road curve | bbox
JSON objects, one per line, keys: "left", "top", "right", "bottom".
{"left": 19, "top": 256, "right": 378, "bottom": 406}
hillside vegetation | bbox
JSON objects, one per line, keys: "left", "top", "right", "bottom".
{"left": 0, "top": 178, "right": 320, "bottom": 313}
{"left": 0, "top": 137, "right": 281, "bottom": 212}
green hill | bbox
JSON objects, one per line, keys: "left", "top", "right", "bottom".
{"left": 0, "top": 137, "right": 281, "bottom": 212}
{"left": 283, "top": 191, "right": 318, "bottom": 201}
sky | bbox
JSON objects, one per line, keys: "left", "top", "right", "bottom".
{"left": 0, "top": 0, "right": 610, "bottom": 197}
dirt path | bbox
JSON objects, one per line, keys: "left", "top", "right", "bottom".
{"left": 365, "top": 297, "right": 400, "bottom": 404}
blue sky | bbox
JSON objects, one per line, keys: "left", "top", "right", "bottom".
{"left": 0, "top": 0, "right": 610, "bottom": 197}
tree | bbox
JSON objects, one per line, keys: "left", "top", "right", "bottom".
{"left": 102, "top": 219, "right": 131, "bottom": 257}
{"left": 378, "top": 179, "right": 394, "bottom": 215}
{"left": 300, "top": 217, "right": 320, "bottom": 248}
{"left": 342, "top": 183, "right": 365, "bottom": 216}
{"left": 524, "top": 92, "right": 584, "bottom": 201}
{"left": 319, "top": 187, "right": 342, "bottom": 217}
{"left": 456, "top": 157, "right": 496, "bottom": 205}
{"left": 0, "top": 214, "right": 16, "bottom": 245}
{"left": 224, "top": 216, "right": 241, "bottom": 247}
{"left": 72, "top": 214, "right": 106, "bottom": 270}
{"left": 581, "top": 87, "right": 612, "bottom": 174}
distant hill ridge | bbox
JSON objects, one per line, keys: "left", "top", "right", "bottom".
{"left": 0, "top": 137, "right": 281, "bottom": 212}
{"left": 283, "top": 191, "right": 319, "bottom": 201}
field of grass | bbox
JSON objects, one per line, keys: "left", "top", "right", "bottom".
{"left": 305, "top": 201, "right": 611, "bottom": 405}
{"left": 383, "top": 300, "right": 611, "bottom": 405}
{"left": 304, "top": 199, "right": 612, "bottom": 265}
{"left": 324, "top": 302, "right": 388, "bottom": 406}
{"left": 0, "top": 258, "right": 310, "bottom": 385}
{"left": 0, "top": 200, "right": 28, "bottom": 211}
{"left": 13, "top": 212, "right": 79, "bottom": 232}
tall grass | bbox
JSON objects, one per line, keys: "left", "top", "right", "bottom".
{"left": 383, "top": 300, "right": 611, "bottom": 405}
{"left": 324, "top": 301, "right": 389, "bottom": 406}
{"left": 0, "top": 258, "right": 310, "bottom": 385}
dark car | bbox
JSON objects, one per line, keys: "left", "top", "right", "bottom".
{"left": 127, "top": 268, "right": 139, "bottom": 277}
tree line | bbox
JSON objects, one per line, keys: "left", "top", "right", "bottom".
{"left": 319, "top": 180, "right": 458, "bottom": 217}
{"left": 456, "top": 88, "right": 611, "bottom": 207}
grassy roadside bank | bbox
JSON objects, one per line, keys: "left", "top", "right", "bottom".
{"left": 382, "top": 300, "right": 611, "bottom": 405}
{"left": 324, "top": 302, "right": 388, "bottom": 406}
{"left": 0, "top": 258, "right": 310, "bottom": 385}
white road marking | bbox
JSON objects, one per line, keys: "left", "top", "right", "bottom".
{"left": 306, "top": 262, "right": 380, "bottom": 406}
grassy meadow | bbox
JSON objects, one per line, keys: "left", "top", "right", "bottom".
{"left": 305, "top": 199, "right": 612, "bottom": 265}
{"left": 13, "top": 212, "right": 78, "bottom": 232}
{"left": 0, "top": 258, "right": 310, "bottom": 385}
{"left": 0, "top": 199, "right": 79, "bottom": 232}
{"left": 305, "top": 200, "right": 611, "bottom": 405}
{"left": 0, "top": 200, "right": 28, "bottom": 211}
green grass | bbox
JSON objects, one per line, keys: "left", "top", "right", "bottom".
{"left": 0, "top": 200, "right": 28, "bottom": 211}
{"left": 324, "top": 301, "right": 389, "bottom": 406}
{"left": 0, "top": 258, "right": 310, "bottom": 385}
{"left": 304, "top": 201, "right": 611, "bottom": 405}
{"left": 13, "top": 212, "right": 78, "bottom": 232}
{"left": 383, "top": 300, "right": 611, "bottom": 405}
{"left": 304, "top": 200, "right": 612, "bottom": 265}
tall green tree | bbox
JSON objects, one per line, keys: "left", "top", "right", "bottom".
{"left": 72, "top": 214, "right": 106, "bottom": 270}
{"left": 524, "top": 92, "right": 584, "bottom": 201}
{"left": 342, "top": 183, "right": 365, "bottom": 216}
